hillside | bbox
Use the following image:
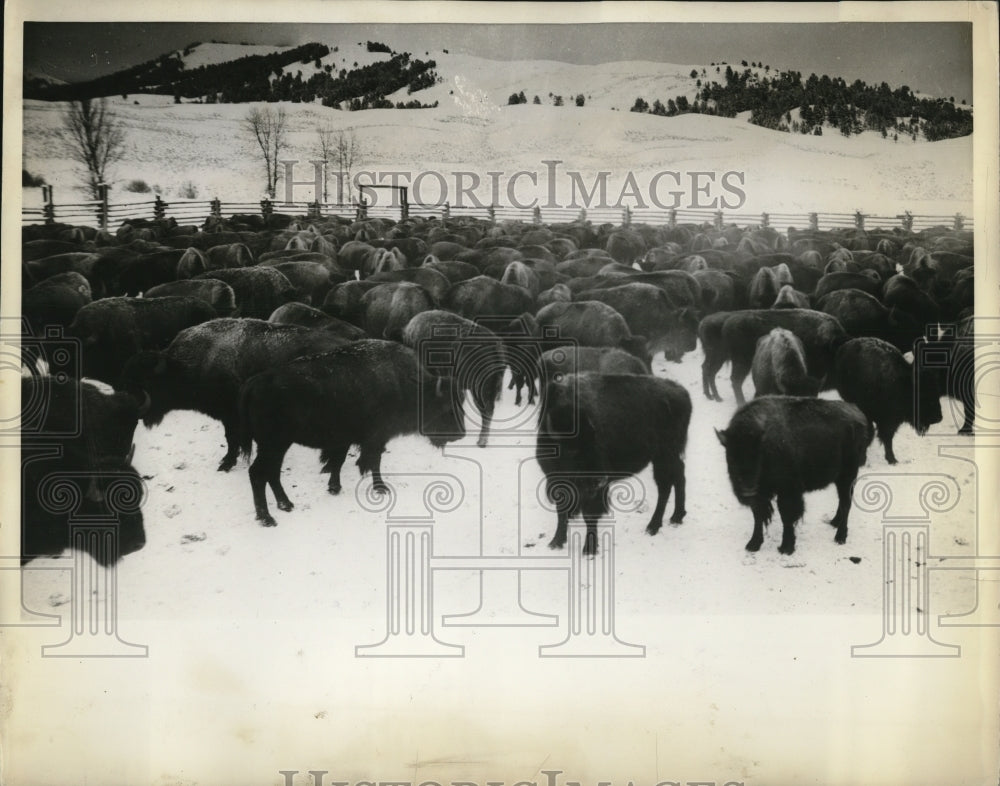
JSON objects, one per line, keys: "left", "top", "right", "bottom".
{"left": 21, "top": 93, "right": 972, "bottom": 218}
{"left": 24, "top": 40, "right": 971, "bottom": 142}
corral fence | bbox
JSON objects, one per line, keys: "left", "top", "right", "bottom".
{"left": 22, "top": 185, "right": 973, "bottom": 234}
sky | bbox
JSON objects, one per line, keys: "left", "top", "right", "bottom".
{"left": 23, "top": 21, "right": 973, "bottom": 102}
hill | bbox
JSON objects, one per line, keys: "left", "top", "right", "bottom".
{"left": 21, "top": 92, "right": 972, "bottom": 218}
{"left": 23, "top": 40, "right": 971, "bottom": 142}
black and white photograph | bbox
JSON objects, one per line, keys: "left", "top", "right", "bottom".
{"left": 2, "top": 2, "right": 998, "bottom": 784}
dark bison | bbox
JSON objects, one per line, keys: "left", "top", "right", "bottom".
{"left": 771, "top": 285, "right": 810, "bottom": 309}
{"left": 716, "top": 397, "right": 872, "bottom": 555}
{"left": 119, "top": 318, "right": 353, "bottom": 471}
{"left": 442, "top": 276, "right": 535, "bottom": 322}
{"left": 194, "top": 267, "right": 297, "bottom": 320}
{"left": 751, "top": 328, "right": 822, "bottom": 397}
{"left": 402, "top": 310, "right": 505, "bottom": 447}
{"left": 69, "top": 296, "right": 217, "bottom": 386}
{"left": 238, "top": 340, "right": 466, "bottom": 526}
{"left": 21, "top": 376, "right": 146, "bottom": 565}
{"left": 22, "top": 273, "right": 93, "bottom": 337}
{"left": 535, "top": 300, "right": 649, "bottom": 363}
{"left": 835, "top": 337, "right": 943, "bottom": 463}
{"left": 539, "top": 346, "right": 649, "bottom": 388}
{"left": 699, "top": 309, "right": 847, "bottom": 404}
{"left": 144, "top": 278, "right": 237, "bottom": 317}
{"left": 537, "top": 372, "right": 691, "bottom": 554}
{"left": 359, "top": 282, "right": 436, "bottom": 341}
{"left": 574, "top": 283, "right": 700, "bottom": 362}
{"left": 748, "top": 263, "right": 793, "bottom": 309}
{"left": 818, "top": 289, "right": 925, "bottom": 352}
{"left": 267, "top": 302, "right": 368, "bottom": 340}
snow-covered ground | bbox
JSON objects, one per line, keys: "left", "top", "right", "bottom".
{"left": 7, "top": 341, "right": 995, "bottom": 784}
{"left": 7, "top": 46, "right": 992, "bottom": 786}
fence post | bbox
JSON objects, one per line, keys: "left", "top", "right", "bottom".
{"left": 623, "top": 205, "right": 632, "bottom": 227}
{"left": 809, "top": 212, "right": 819, "bottom": 231}
{"left": 442, "top": 202, "right": 450, "bottom": 221}
{"left": 97, "top": 184, "right": 109, "bottom": 230}
{"left": 533, "top": 206, "right": 542, "bottom": 225}
{"left": 854, "top": 211, "right": 865, "bottom": 231}
{"left": 761, "top": 212, "right": 770, "bottom": 229}
{"left": 153, "top": 196, "right": 167, "bottom": 220}
{"left": 578, "top": 208, "right": 587, "bottom": 223}
{"left": 953, "top": 213, "right": 965, "bottom": 231}
{"left": 210, "top": 197, "right": 222, "bottom": 219}
{"left": 307, "top": 201, "right": 321, "bottom": 219}
{"left": 668, "top": 208, "right": 677, "bottom": 229}
{"left": 356, "top": 197, "right": 368, "bottom": 221}
{"left": 42, "top": 185, "right": 55, "bottom": 224}
{"left": 400, "top": 186, "right": 409, "bottom": 221}
{"left": 901, "top": 211, "right": 914, "bottom": 231}
{"left": 260, "top": 197, "right": 273, "bottom": 221}
{"left": 714, "top": 210, "right": 724, "bottom": 230}
{"left": 487, "top": 204, "right": 496, "bottom": 225}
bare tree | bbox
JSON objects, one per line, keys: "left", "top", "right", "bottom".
{"left": 61, "top": 98, "right": 126, "bottom": 200}
{"left": 317, "top": 123, "right": 362, "bottom": 205}
{"left": 244, "top": 106, "right": 289, "bottom": 198}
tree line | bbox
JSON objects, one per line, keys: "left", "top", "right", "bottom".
{"left": 26, "top": 41, "right": 442, "bottom": 111}
{"left": 629, "top": 63, "right": 972, "bottom": 141}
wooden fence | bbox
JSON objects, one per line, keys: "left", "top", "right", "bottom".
{"left": 22, "top": 185, "right": 973, "bottom": 234}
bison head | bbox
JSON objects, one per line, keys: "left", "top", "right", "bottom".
{"left": 715, "top": 427, "right": 763, "bottom": 504}
{"left": 419, "top": 376, "right": 467, "bottom": 448}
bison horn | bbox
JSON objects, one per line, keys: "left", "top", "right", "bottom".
{"left": 126, "top": 443, "right": 136, "bottom": 464}
{"left": 714, "top": 428, "right": 727, "bottom": 447}
{"left": 136, "top": 388, "right": 152, "bottom": 417}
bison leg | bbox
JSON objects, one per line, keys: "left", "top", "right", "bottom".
{"left": 582, "top": 513, "right": 600, "bottom": 556}
{"left": 958, "top": 396, "right": 974, "bottom": 435}
{"left": 730, "top": 359, "right": 751, "bottom": 407}
{"left": 776, "top": 493, "right": 805, "bottom": 555}
{"left": 746, "top": 497, "right": 773, "bottom": 552}
{"left": 646, "top": 456, "right": 685, "bottom": 534}
{"left": 668, "top": 455, "right": 686, "bottom": 524}
{"left": 248, "top": 446, "right": 290, "bottom": 526}
{"left": 879, "top": 420, "right": 900, "bottom": 464}
{"left": 472, "top": 387, "right": 496, "bottom": 448}
{"left": 548, "top": 508, "right": 569, "bottom": 550}
{"left": 324, "top": 442, "right": 351, "bottom": 495}
{"left": 701, "top": 356, "right": 724, "bottom": 401}
{"left": 218, "top": 419, "right": 240, "bottom": 472}
{"left": 358, "top": 441, "right": 388, "bottom": 495}
{"left": 830, "top": 476, "right": 855, "bottom": 545}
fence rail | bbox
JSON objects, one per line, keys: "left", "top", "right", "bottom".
{"left": 21, "top": 186, "right": 974, "bottom": 234}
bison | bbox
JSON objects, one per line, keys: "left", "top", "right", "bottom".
{"left": 751, "top": 328, "right": 822, "bottom": 397}
{"left": 69, "top": 295, "right": 217, "bottom": 386}
{"left": 402, "top": 310, "right": 506, "bottom": 447}
{"left": 835, "top": 337, "right": 943, "bottom": 463}
{"left": 537, "top": 372, "right": 691, "bottom": 555}
{"left": 238, "top": 340, "right": 466, "bottom": 526}
{"left": 21, "top": 376, "right": 146, "bottom": 565}
{"left": 716, "top": 397, "right": 872, "bottom": 554}
{"left": 699, "top": 309, "right": 847, "bottom": 404}
{"left": 118, "top": 318, "right": 353, "bottom": 471}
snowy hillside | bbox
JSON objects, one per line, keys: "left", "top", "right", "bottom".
{"left": 21, "top": 87, "right": 972, "bottom": 218}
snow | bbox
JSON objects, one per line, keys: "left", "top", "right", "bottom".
{"left": 8, "top": 342, "right": 993, "bottom": 784}
{"left": 22, "top": 91, "right": 973, "bottom": 216}
{"left": 8, "top": 50, "right": 992, "bottom": 785}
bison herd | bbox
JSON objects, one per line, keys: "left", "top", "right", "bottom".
{"left": 19, "top": 211, "right": 975, "bottom": 563}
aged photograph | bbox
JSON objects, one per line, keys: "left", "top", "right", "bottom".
{"left": 2, "top": 2, "right": 998, "bottom": 785}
